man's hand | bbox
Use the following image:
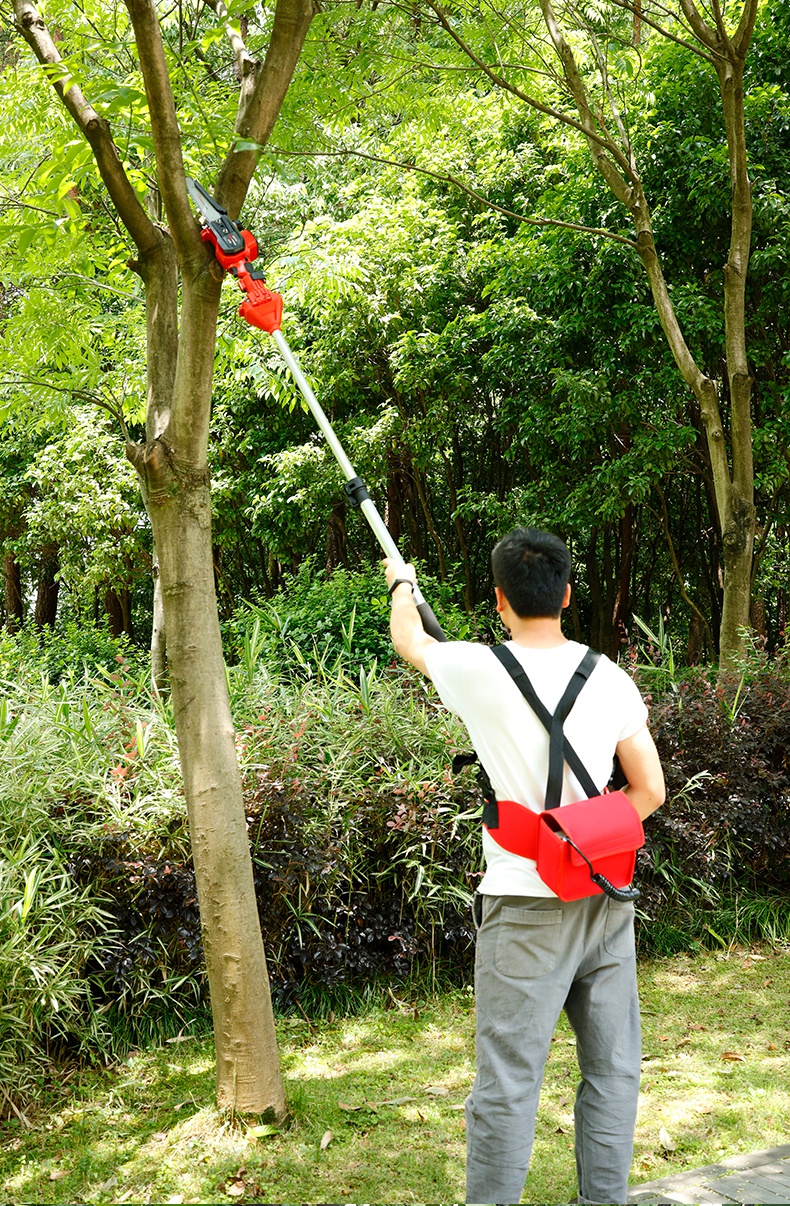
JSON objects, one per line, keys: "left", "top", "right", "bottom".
{"left": 382, "top": 558, "right": 437, "bottom": 677}
{"left": 383, "top": 558, "right": 417, "bottom": 596}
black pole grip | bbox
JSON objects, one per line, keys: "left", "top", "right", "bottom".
{"left": 416, "top": 600, "right": 447, "bottom": 643}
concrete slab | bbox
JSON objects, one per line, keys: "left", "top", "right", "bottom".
{"left": 628, "top": 1144, "right": 790, "bottom": 1205}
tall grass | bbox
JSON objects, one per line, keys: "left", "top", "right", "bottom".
{"left": 0, "top": 651, "right": 197, "bottom": 1100}
{"left": 2, "top": 609, "right": 789, "bottom": 1106}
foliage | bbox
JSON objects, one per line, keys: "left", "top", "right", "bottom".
{"left": 0, "top": 618, "right": 143, "bottom": 684}
{"left": 635, "top": 652, "right": 790, "bottom": 951}
{"left": 0, "top": 837, "right": 111, "bottom": 1099}
{"left": 1, "top": 0, "right": 790, "bottom": 655}
{"left": 0, "top": 638, "right": 201, "bottom": 1101}
{"left": 0, "top": 613, "right": 788, "bottom": 1093}
{"left": 222, "top": 557, "right": 487, "bottom": 678}
{"left": 3, "top": 608, "right": 790, "bottom": 1106}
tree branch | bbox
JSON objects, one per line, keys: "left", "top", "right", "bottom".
{"left": 123, "top": 0, "right": 200, "bottom": 262}
{"left": 731, "top": 0, "right": 759, "bottom": 58}
{"left": 538, "top": 0, "right": 636, "bottom": 201}
{"left": 606, "top": 0, "right": 717, "bottom": 63}
{"left": 2, "top": 374, "right": 131, "bottom": 439}
{"left": 422, "top": 0, "right": 631, "bottom": 168}
{"left": 11, "top": 0, "right": 160, "bottom": 255}
{"left": 582, "top": 20, "right": 637, "bottom": 170}
{"left": 709, "top": 0, "right": 735, "bottom": 60}
{"left": 214, "top": 0, "right": 315, "bottom": 219}
{"left": 676, "top": 0, "right": 720, "bottom": 53}
{"left": 204, "top": 0, "right": 257, "bottom": 81}
{"left": 268, "top": 144, "right": 639, "bottom": 248}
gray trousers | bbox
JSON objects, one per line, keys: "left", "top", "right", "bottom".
{"left": 465, "top": 893, "right": 641, "bottom": 1205}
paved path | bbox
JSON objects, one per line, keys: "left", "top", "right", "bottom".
{"left": 628, "top": 1144, "right": 790, "bottom": 1204}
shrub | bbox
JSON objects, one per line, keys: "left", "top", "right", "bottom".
{"left": 635, "top": 662, "right": 790, "bottom": 950}
{"left": 223, "top": 557, "right": 490, "bottom": 679}
{"left": 0, "top": 618, "right": 143, "bottom": 685}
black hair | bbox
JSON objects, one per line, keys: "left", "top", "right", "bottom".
{"left": 491, "top": 527, "right": 572, "bottom": 618}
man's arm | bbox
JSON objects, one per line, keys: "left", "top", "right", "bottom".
{"left": 383, "top": 559, "right": 438, "bottom": 678}
{"left": 616, "top": 725, "right": 666, "bottom": 820}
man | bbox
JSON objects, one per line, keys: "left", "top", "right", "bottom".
{"left": 383, "top": 527, "right": 665, "bottom": 1206}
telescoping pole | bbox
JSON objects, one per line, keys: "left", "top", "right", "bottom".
{"left": 185, "top": 179, "right": 446, "bottom": 643}
{"left": 270, "top": 330, "right": 446, "bottom": 641}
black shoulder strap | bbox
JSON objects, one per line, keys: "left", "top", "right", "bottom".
{"left": 492, "top": 645, "right": 601, "bottom": 808}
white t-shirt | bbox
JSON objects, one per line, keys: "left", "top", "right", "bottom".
{"left": 424, "top": 639, "right": 648, "bottom": 897}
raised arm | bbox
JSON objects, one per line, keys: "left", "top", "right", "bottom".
{"left": 383, "top": 559, "right": 438, "bottom": 678}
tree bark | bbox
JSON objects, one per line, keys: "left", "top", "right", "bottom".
{"left": 131, "top": 435, "right": 284, "bottom": 1113}
{"left": 4, "top": 553, "right": 24, "bottom": 632}
{"left": 33, "top": 543, "right": 59, "bottom": 628}
{"left": 104, "top": 587, "right": 133, "bottom": 637}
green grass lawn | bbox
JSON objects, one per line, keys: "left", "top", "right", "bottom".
{"left": 2, "top": 944, "right": 789, "bottom": 1204}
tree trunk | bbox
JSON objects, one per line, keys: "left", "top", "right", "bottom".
{"left": 612, "top": 507, "right": 634, "bottom": 654}
{"left": 104, "top": 587, "right": 133, "bottom": 636}
{"left": 11, "top": 0, "right": 313, "bottom": 1118}
{"left": 137, "top": 438, "right": 285, "bottom": 1115}
{"left": 4, "top": 553, "right": 23, "bottom": 631}
{"left": 533, "top": 0, "right": 760, "bottom": 670}
{"left": 34, "top": 543, "right": 59, "bottom": 628}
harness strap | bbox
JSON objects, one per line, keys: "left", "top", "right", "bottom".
{"left": 491, "top": 645, "right": 601, "bottom": 808}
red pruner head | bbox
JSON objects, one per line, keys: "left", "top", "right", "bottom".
{"left": 239, "top": 290, "right": 283, "bottom": 334}
{"left": 201, "top": 225, "right": 259, "bottom": 272}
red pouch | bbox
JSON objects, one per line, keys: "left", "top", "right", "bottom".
{"left": 536, "top": 790, "right": 644, "bottom": 902}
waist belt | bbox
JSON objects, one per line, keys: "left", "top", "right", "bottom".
{"left": 484, "top": 798, "right": 541, "bottom": 859}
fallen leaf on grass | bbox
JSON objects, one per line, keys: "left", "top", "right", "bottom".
{"left": 49, "top": 1170, "right": 67, "bottom": 1182}
{"left": 378, "top": 1096, "right": 418, "bottom": 1106}
{"left": 424, "top": 1085, "right": 450, "bottom": 1097}
{"left": 721, "top": 1051, "right": 745, "bottom": 1062}
{"left": 165, "top": 1197, "right": 184, "bottom": 1204}
{"left": 226, "top": 1184, "right": 245, "bottom": 1198}
{"left": 659, "top": 1126, "right": 676, "bottom": 1152}
{"left": 247, "top": 1123, "right": 281, "bottom": 1139}
{"left": 320, "top": 1129, "right": 333, "bottom": 1150}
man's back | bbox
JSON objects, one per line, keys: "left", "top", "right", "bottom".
{"left": 424, "top": 639, "right": 647, "bottom": 897}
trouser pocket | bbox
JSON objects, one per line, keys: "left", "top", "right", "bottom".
{"left": 494, "top": 904, "right": 563, "bottom": 979}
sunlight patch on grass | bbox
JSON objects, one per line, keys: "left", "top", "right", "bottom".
{"left": 2, "top": 947, "right": 789, "bottom": 1204}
